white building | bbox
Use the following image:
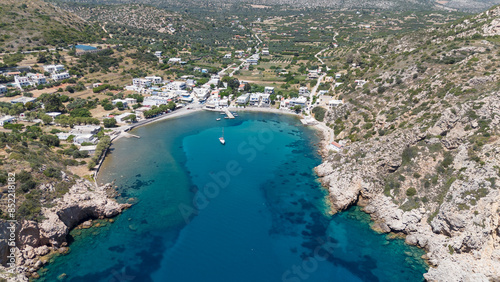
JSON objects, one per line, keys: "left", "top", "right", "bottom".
{"left": 328, "top": 141, "right": 343, "bottom": 152}
{"left": 115, "top": 112, "right": 135, "bottom": 123}
{"left": 46, "top": 112, "right": 62, "bottom": 119}
{"left": 193, "top": 88, "right": 210, "bottom": 100}
{"left": 335, "top": 73, "right": 342, "bottom": 79}
{"left": 143, "top": 96, "right": 171, "bottom": 106}
{"left": 236, "top": 93, "right": 250, "bottom": 104}
{"left": 260, "top": 93, "right": 271, "bottom": 104}
{"left": 56, "top": 133, "right": 71, "bottom": 140}
{"left": 0, "top": 115, "right": 15, "bottom": 126}
{"left": 70, "top": 125, "right": 101, "bottom": 135}
{"left": 264, "top": 87, "right": 275, "bottom": 94}
{"left": 246, "top": 54, "right": 260, "bottom": 65}
{"left": 154, "top": 51, "right": 162, "bottom": 57}
{"left": 168, "top": 58, "right": 182, "bottom": 64}
{"left": 179, "top": 94, "right": 193, "bottom": 103}
{"left": 290, "top": 96, "right": 308, "bottom": 107}
{"left": 165, "top": 81, "right": 186, "bottom": 91}
{"left": 73, "top": 134, "right": 98, "bottom": 145}
{"left": 112, "top": 99, "right": 128, "bottom": 107}
{"left": 299, "top": 87, "right": 310, "bottom": 97}
{"left": 27, "top": 73, "right": 47, "bottom": 85}
{"left": 262, "top": 48, "right": 270, "bottom": 56}
{"left": 220, "top": 98, "right": 229, "bottom": 107}
{"left": 145, "top": 76, "right": 162, "bottom": 85}
{"left": 14, "top": 76, "right": 30, "bottom": 89}
{"left": 249, "top": 93, "right": 261, "bottom": 105}
{"left": 125, "top": 98, "right": 137, "bottom": 105}
{"left": 43, "top": 64, "right": 65, "bottom": 74}
{"left": 10, "top": 97, "right": 36, "bottom": 104}
{"left": 51, "top": 72, "right": 70, "bottom": 81}
{"left": 79, "top": 145, "right": 97, "bottom": 155}
{"left": 223, "top": 53, "right": 232, "bottom": 59}
{"left": 133, "top": 78, "right": 152, "bottom": 88}
{"left": 0, "top": 85, "right": 7, "bottom": 95}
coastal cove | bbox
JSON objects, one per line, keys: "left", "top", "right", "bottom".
{"left": 38, "top": 111, "right": 428, "bottom": 281}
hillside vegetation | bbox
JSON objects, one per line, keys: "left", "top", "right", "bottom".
{"left": 317, "top": 5, "right": 500, "bottom": 280}
{"left": 0, "top": 0, "right": 105, "bottom": 52}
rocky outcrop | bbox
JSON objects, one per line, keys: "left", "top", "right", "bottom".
{"left": 0, "top": 180, "right": 130, "bottom": 280}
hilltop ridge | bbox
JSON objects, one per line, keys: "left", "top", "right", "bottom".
{"left": 0, "top": 0, "right": 104, "bottom": 52}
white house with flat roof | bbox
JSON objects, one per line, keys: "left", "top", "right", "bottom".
{"left": 112, "top": 99, "right": 128, "bottom": 107}
{"left": 299, "top": 87, "right": 310, "bottom": 97}
{"left": 115, "top": 112, "right": 135, "bottom": 123}
{"left": 125, "top": 98, "right": 137, "bottom": 105}
{"left": 220, "top": 98, "right": 229, "bottom": 107}
{"left": 27, "top": 73, "right": 47, "bottom": 85}
{"left": 14, "top": 76, "right": 30, "bottom": 89}
{"left": 236, "top": 93, "right": 250, "bottom": 104}
{"left": 165, "top": 81, "right": 186, "bottom": 91}
{"left": 264, "top": 87, "right": 274, "bottom": 94}
{"left": 0, "top": 85, "right": 7, "bottom": 95}
{"left": 46, "top": 112, "right": 62, "bottom": 119}
{"left": 143, "top": 96, "right": 171, "bottom": 106}
{"left": 249, "top": 93, "right": 261, "bottom": 105}
{"left": 56, "top": 133, "right": 71, "bottom": 140}
{"left": 70, "top": 125, "right": 101, "bottom": 135}
{"left": 168, "top": 58, "right": 182, "bottom": 64}
{"left": 43, "top": 64, "right": 65, "bottom": 74}
{"left": 132, "top": 78, "right": 152, "bottom": 89}
{"left": 193, "top": 87, "right": 210, "bottom": 100}
{"left": 79, "top": 145, "right": 97, "bottom": 155}
{"left": 10, "top": 97, "right": 36, "bottom": 104}
{"left": 51, "top": 72, "right": 70, "bottom": 81}
{"left": 145, "top": 76, "right": 162, "bottom": 85}
{"left": 73, "top": 134, "right": 98, "bottom": 145}
{"left": 289, "top": 96, "right": 307, "bottom": 107}
{"left": 0, "top": 115, "right": 15, "bottom": 126}
{"left": 260, "top": 93, "right": 271, "bottom": 104}
{"left": 154, "top": 51, "right": 162, "bottom": 57}
{"left": 246, "top": 54, "right": 260, "bottom": 65}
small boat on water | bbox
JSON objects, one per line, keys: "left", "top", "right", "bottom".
{"left": 219, "top": 128, "right": 225, "bottom": 145}
{"left": 220, "top": 112, "right": 226, "bottom": 115}
{"left": 224, "top": 116, "right": 229, "bottom": 119}
{"left": 216, "top": 118, "right": 221, "bottom": 121}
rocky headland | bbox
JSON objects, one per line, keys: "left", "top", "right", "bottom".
{"left": 313, "top": 6, "right": 500, "bottom": 279}
{"left": 0, "top": 180, "right": 129, "bottom": 281}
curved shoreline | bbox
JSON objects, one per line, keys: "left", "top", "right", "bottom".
{"left": 94, "top": 106, "right": 302, "bottom": 181}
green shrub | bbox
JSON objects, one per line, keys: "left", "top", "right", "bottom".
{"left": 406, "top": 187, "right": 417, "bottom": 197}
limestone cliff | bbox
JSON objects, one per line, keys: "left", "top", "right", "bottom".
{"left": 0, "top": 180, "right": 129, "bottom": 280}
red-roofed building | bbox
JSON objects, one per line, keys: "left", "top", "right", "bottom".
{"left": 328, "top": 141, "right": 343, "bottom": 152}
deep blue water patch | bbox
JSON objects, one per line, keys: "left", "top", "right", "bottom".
{"left": 39, "top": 111, "right": 427, "bottom": 281}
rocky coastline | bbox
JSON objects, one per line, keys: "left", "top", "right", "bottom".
{"left": 314, "top": 92, "right": 500, "bottom": 281}
{"left": 0, "top": 180, "right": 130, "bottom": 281}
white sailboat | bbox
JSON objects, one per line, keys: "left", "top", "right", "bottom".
{"left": 219, "top": 128, "right": 225, "bottom": 145}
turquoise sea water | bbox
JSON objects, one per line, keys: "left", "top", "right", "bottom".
{"left": 74, "top": 45, "right": 97, "bottom": 51}
{"left": 39, "top": 111, "right": 427, "bottom": 281}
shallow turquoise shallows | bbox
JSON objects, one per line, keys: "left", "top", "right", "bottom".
{"left": 39, "top": 111, "right": 428, "bottom": 281}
